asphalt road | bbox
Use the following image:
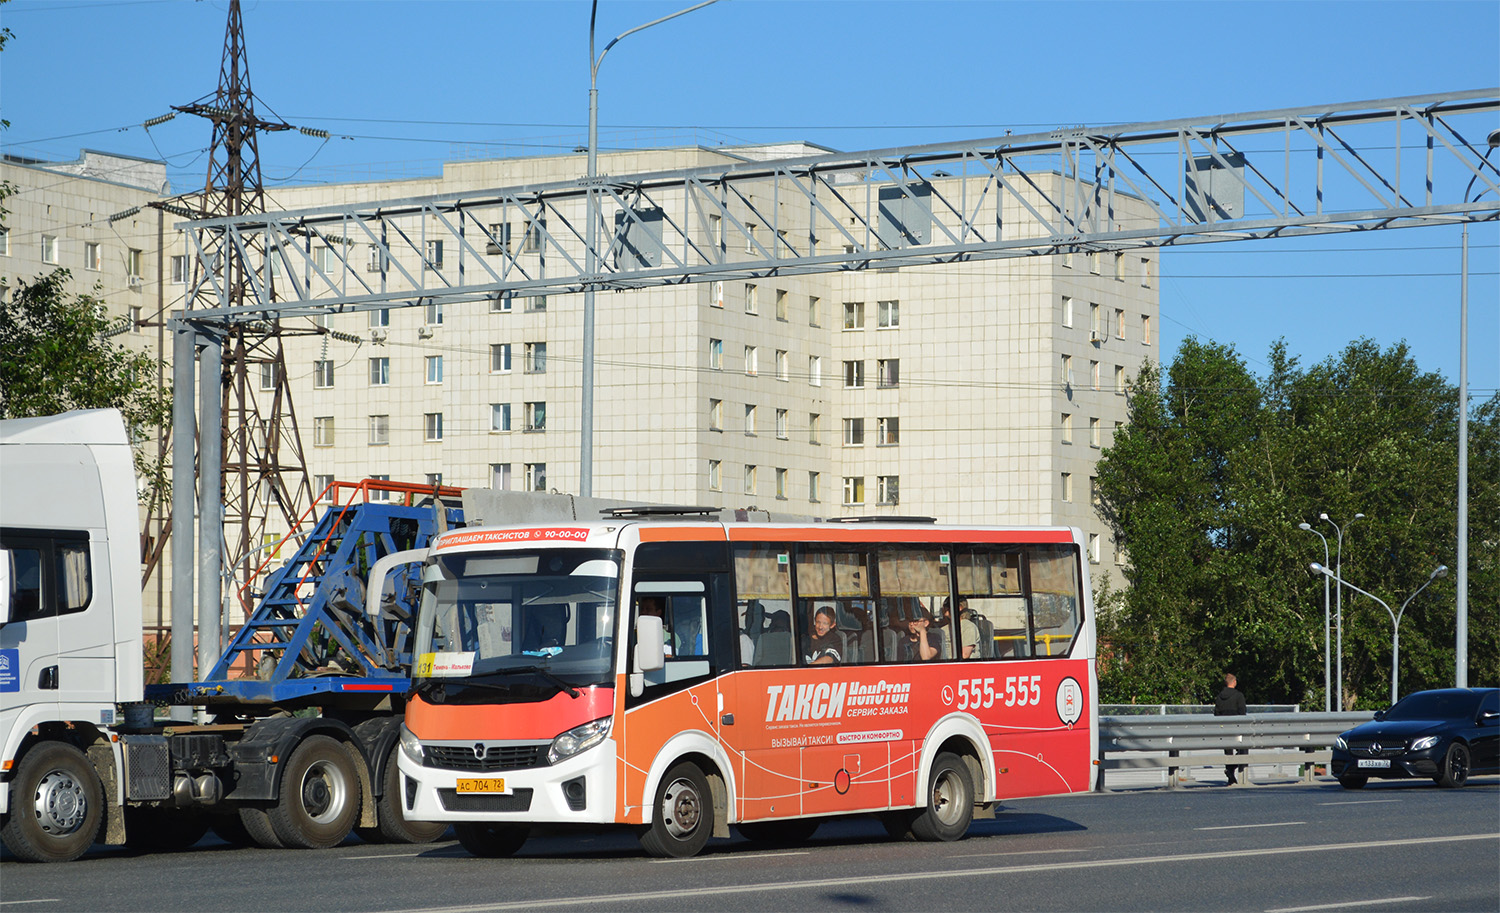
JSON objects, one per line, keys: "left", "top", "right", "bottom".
{"left": 3, "top": 777, "right": 1496, "bottom": 913}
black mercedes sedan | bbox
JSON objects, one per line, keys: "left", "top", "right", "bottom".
{"left": 1331, "top": 688, "right": 1499, "bottom": 789}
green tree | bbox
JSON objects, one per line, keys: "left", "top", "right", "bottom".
{"left": 1097, "top": 337, "right": 1498, "bottom": 709}
{"left": 0, "top": 270, "right": 171, "bottom": 493}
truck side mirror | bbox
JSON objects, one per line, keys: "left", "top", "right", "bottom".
{"left": 0, "top": 548, "right": 11, "bottom": 626}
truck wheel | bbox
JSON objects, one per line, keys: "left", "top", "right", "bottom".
{"left": 239, "top": 806, "right": 284, "bottom": 848}
{"left": 640, "top": 761, "right": 713, "bottom": 858}
{"left": 0, "top": 742, "right": 104, "bottom": 863}
{"left": 454, "top": 822, "right": 528, "bottom": 857}
{"left": 909, "top": 752, "right": 974, "bottom": 842}
{"left": 268, "top": 735, "right": 360, "bottom": 849}
{"left": 372, "top": 744, "right": 447, "bottom": 844}
{"left": 123, "top": 806, "right": 209, "bottom": 851}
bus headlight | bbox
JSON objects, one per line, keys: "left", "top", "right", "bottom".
{"left": 398, "top": 723, "right": 424, "bottom": 766}
{"left": 548, "top": 718, "right": 611, "bottom": 765}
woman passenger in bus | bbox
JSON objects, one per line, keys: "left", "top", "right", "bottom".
{"left": 805, "top": 605, "right": 841, "bottom": 665}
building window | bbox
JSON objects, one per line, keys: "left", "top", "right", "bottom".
{"left": 843, "top": 417, "right": 865, "bottom": 446}
{"left": 843, "top": 360, "right": 865, "bottom": 389}
{"left": 1061, "top": 413, "right": 1073, "bottom": 444}
{"left": 775, "top": 468, "right": 788, "bottom": 500}
{"left": 877, "top": 475, "right": 899, "bottom": 506}
{"left": 1061, "top": 471, "right": 1073, "bottom": 502}
{"left": 1062, "top": 296, "right": 1074, "bottom": 328}
{"left": 313, "top": 417, "right": 334, "bottom": 447}
{"left": 1113, "top": 252, "right": 1124, "bottom": 281}
{"left": 426, "top": 472, "right": 443, "bottom": 487}
{"left": 709, "top": 399, "right": 723, "bottom": 431}
{"left": 369, "top": 357, "right": 389, "bottom": 386}
{"left": 809, "top": 413, "right": 821, "bottom": 445}
{"left": 523, "top": 219, "right": 544, "bottom": 253}
{"left": 425, "top": 302, "right": 444, "bottom": 326}
{"left": 775, "top": 289, "right": 788, "bottom": 321}
{"left": 424, "top": 412, "right": 443, "bottom": 441}
{"left": 710, "top": 281, "right": 724, "bottom": 308}
{"left": 1091, "top": 476, "right": 1101, "bottom": 509}
{"left": 525, "top": 402, "right": 546, "bottom": 432}
{"left": 521, "top": 295, "right": 545, "bottom": 313}
{"left": 1088, "top": 532, "right": 1101, "bottom": 564}
{"left": 258, "top": 362, "right": 277, "bottom": 391}
{"left": 126, "top": 248, "right": 143, "bottom": 279}
{"left": 743, "top": 464, "right": 757, "bottom": 495}
{"left": 366, "top": 474, "right": 391, "bottom": 501}
{"left": 316, "top": 246, "right": 339, "bottom": 273}
{"left": 1089, "top": 252, "right": 1100, "bottom": 275}
{"left": 744, "top": 345, "right": 758, "bottom": 376}
{"left": 491, "top": 343, "right": 512, "bottom": 373}
{"left": 744, "top": 283, "right": 758, "bottom": 314}
{"left": 426, "top": 355, "right": 443, "bottom": 384}
{"left": 525, "top": 463, "right": 547, "bottom": 491}
{"left": 1114, "top": 364, "right": 1126, "bottom": 394}
{"left": 487, "top": 222, "right": 512, "bottom": 255}
{"left": 491, "top": 463, "right": 512, "bottom": 490}
{"left": 877, "top": 358, "right": 899, "bottom": 388}
{"left": 842, "top": 301, "right": 864, "bottom": 330}
{"left": 1061, "top": 250, "right": 1073, "bottom": 269}
{"left": 524, "top": 341, "right": 547, "bottom": 374}
{"left": 877, "top": 416, "right": 899, "bottom": 446}
{"left": 41, "top": 234, "right": 58, "bottom": 264}
{"left": 709, "top": 338, "right": 722, "bottom": 370}
{"left": 84, "top": 241, "right": 101, "bottom": 271}
{"left": 1061, "top": 354, "right": 1073, "bottom": 387}
{"left": 171, "top": 255, "right": 187, "bottom": 284}
{"left": 809, "top": 295, "right": 820, "bottom": 327}
{"left": 877, "top": 299, "right": 899, "bottom": 328}
{"left": 843, "top": 476, "right": 865, "bottom": 506}
{"left": 314, "top": 474, "right": 335, "bottom": 502}
{"left": 744, "top": 404, "right": 757, "bottom": 436}
{"left": 314, "top": 360, "right": 335, "bottom": 388}
{"left": 1090, "top": 360, "right": 1100, "bottom": 391}
{"left": 808, "top": 471, "right": 820, "bottom": 503}
{"left": 491, "top": 403, "right": 511, "bottom": 432}
{"left": 1142, "top": 315, "right": 1152, "bottom": 345}
{"left": 809, "top": 356, "right": 822, "bottom": 387}
{"left": 369, "top": 308, "right": 390, "bottom": 329}
{"left": 708, "top": 459, "right": 722, "bottom": 491}
{"left": 366, "top": 244, "right": 382, "bottom": 273}
{"left": 0, "top": 227, "right": 9, "bottom": 256}
{"left": 490, "top": 292, "right": 512, "bottom": 313}
{"left": 745, "top": 223, "right": 758, "bottom": 254}
{"left": 368, "top": 414, "right": 389, "bottom": 445}
{"left": 1090, "top": 417, "right": 1101, "bottom": 448}
{"left": 775, "top": 408, "right": 788, "bottom": 440}
{"left": 1090, "top": 303, "right": 1101, "bottom": 338}
{"left": 425, "top": 239, "right": 444, "bottom": 270}
{"left": 1115, "top": 308, "right": 1126, "bottom": 340}
{"left": 775, "top": 349, "right": 788, "bottom": 381}
{"left": 1140, "top": 257, "right": 1152, "bottom": 288}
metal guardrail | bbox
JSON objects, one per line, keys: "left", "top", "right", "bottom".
{"left": 1098, "top": 712, "right": 1376, "bottom": 789}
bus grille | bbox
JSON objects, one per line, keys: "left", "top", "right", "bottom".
{"left": 424, "top": 744, "right": 546, "bottom": 772}
{"left": 438, "top": 788, "right": 534, "bottom": 812}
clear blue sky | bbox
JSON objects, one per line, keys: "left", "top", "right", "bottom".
{"left": 3, "top": 0, "right": 1496, "bottom": 394}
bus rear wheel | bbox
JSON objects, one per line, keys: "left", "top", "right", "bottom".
{"left": 641, "top": 761, "right": 713, "bottom": 858}
{"left": 909, "top": 752, "right": 973, "bottom": 842}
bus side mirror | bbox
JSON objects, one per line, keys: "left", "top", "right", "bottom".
{"left": 635, "top": 615, "right": 665, "bottom": 672}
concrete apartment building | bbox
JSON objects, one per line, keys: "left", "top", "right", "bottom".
{"left": 2, "top": 145, "right": 1158, "bottom": 620}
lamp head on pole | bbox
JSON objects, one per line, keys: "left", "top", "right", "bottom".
{"left": 1298, "top": 522, "right": 1311, "bottom": 530}
{"left": 1319, "top": 512, "right": 1329, "bottom": 521}
{"left": 1310, "top": 562, "right": 1331, "bottom": 577}
{"left": 1354, "top": 513, "right": 1365, "bottom": 521}
{"left": 1431, "top": 565, "right": 1450, "bottom": 580}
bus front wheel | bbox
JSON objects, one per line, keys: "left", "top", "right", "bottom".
{"left": 910, "top": 752, "right": 973, "bottom": 842}
{"left": 641, "top": 761, "right": 713, "bottom": 858}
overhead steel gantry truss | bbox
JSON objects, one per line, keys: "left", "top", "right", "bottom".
{"left": 179, "top": 89, "right": 1500, "bottom": 324}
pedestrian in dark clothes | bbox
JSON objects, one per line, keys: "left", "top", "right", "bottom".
{"left": 1214, "top": 672, "right": 1248, "bottom": 784}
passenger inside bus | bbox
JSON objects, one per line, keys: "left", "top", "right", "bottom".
{"left": 804, "top": 605, "right": 841, "bottom": 665}
{"left": 636, "top": 595, "right": 674, "bottom": 657}
{"left": 894, "top": 606, "right": 939, "bottom": 662}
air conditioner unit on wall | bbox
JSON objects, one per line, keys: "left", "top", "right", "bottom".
{"left": 417, "top": 326, "right": 434, "bottom": 339}
{"left": 128, "top": 276, "right": 143, "bottom": 290}
{"left": 1089, "top": 329, "right": 1104, "bottom": 344}
{"left": 370, "top": 328, "right": 387, "bottom": 343}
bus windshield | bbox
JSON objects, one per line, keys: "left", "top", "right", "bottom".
{"left": 412, "top": 548, "right": 621, "bottom": 702}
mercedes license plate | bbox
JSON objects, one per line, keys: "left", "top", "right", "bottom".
{"left": 456, "top": 777, "right": 509, "bottom": 794}
{"left": 1357, "top": 759, "right": 1391, "bottom": 769}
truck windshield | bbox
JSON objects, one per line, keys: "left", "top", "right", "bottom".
{"left": 413, "top": 548, "right": 621, "bottom": 701}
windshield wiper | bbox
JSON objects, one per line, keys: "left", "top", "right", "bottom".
{"left": 476, "top": 665, "right": 583, "bottom": 699}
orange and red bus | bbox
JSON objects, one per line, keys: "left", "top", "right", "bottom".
{"left": 395, "top": 512, "right": 1096, "bottom": 858}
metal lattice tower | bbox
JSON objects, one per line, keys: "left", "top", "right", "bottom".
{"left": 173, "top": 0, "right": 315, "bottom": 612}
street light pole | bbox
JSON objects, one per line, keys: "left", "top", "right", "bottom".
{"left": 581, "top": 0, "right": 723, "bottom": 498}
{"left": 1298, "top": 522, "right": 1332, "bottom": 711}
{"left": 1321, "top": 512, "right": 1364, "bottom": 709}
{"left": 1311, "top": 563, "right": 1449, "bottom": 706}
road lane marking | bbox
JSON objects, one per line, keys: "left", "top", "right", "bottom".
{"left": 1266, "top": 896, "right": 1430, "bottom": 912}
{"left": 1195, "top": 821, "right": 1305, "bottom": 831}
{"left": 388, "top": 833, "right": 1499, "bottom": 913}
{"left": 344, "top": 851, "right": 426, "bottom": 860}
{"left": 951, "top": 847, "right": 1087, "bottom": 859}
{"left": 1315, "top": 799, "right": 1401, "bottom": 806}
{"left": 0, "top": 901, "right": 62, "bottom": 907}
